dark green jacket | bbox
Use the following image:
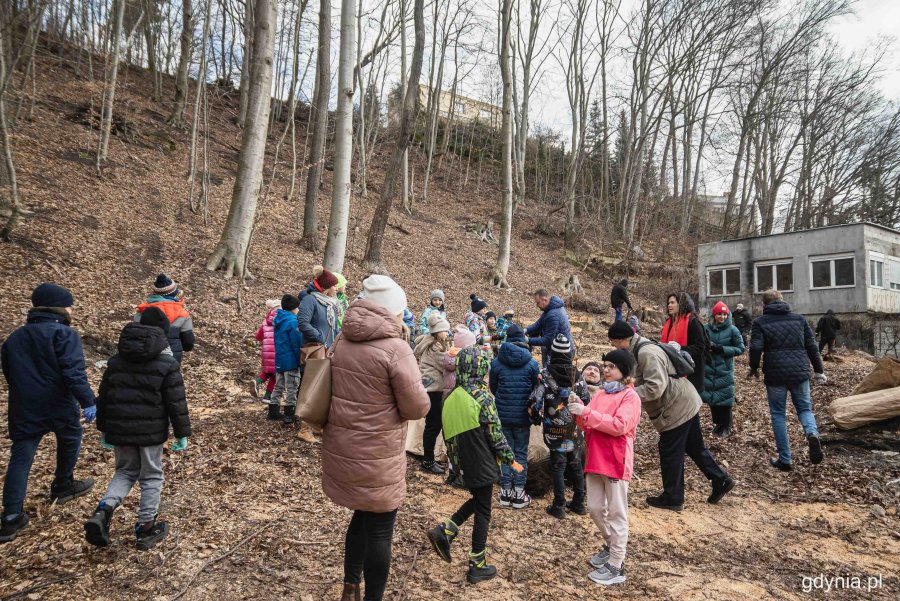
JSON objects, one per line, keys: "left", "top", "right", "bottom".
{"left": 443, "top": 347, "right": 513, "bottom": 488}
{"left": 701, "top": 316, "right": 744, "bottom": 407}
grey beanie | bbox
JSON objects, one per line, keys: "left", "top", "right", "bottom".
{"left": 430, "top": 289, "right": 445, "bottom": 302}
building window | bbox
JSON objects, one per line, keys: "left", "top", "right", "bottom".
{"left": 479, "top": 108, "right": 492, "bottom": 121}
{"left": 870, "top": 258, "right": 884, "bottom": 288}
{"left": 707, "top": 265, "right": 741, "bottom": 296}
{"left": 810, "top": 254, "right": 855, "bottom": 289}
{"left": 755, "top": 261, "right": 793, "bottom": 293}
{"left": 454, "top": 101, "right": 465, "bottom": 114}
{"left": 889, "top": 257, "right": 900, "bottom": 291}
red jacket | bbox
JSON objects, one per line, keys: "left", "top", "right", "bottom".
{"left": 255, "top": 308, "right": 277, "bottom": 374}
{"left": 576, "top": 384, "right": 641, "bottom": 481}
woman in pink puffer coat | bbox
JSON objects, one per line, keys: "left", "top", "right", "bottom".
{"left": 254, "top": 300, "right": 279, "bottom": 400}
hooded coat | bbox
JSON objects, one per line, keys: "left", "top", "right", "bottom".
{"left": 576, "top": 385, "right": 641, "bottom": 481}
{"left": 415, "top": 334, "right": 450, "bottom": 392}
{"left": 701, "top": 314, "right": 745, "bottom": 407}
{"left": 321, "top": 300, "right": 430, "bottom": 513}
{"left": 273, "top": 309, "right": 303, "bottom": 372}
{"left": 2, "top": 310, "right": 96, "bottom": 440}
{"left": 816, "top": 310, "right": 842, "bottom": 339}
{"left": 661, "top": 293, "right": 707, "bottom": 393}
{"left": 96, "top": 323, "right": 191, "bottom": 446}
{"left": 610, "top": 280, "right": 633, "bottom": 310}
{"left": 525, "top": 296, "right": 574, "bottom": 364}
{"left": 489, "top": 342, "right": 540, "bottom": 428}
{"left": 255, "top": 308, "right": 277, "bottom": 374}
{"left": 134, "top": 297, "right": 194, "bottom": 363}
{"left": 630, "top": 334, "right": 702, "bottom": 433}
{"left": 750, "top": 300, "right": 824, "bottom": 386}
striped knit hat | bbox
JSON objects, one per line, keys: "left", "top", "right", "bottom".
{"left": 153, "top": 274, "right": 178, "bottom": 296}
{"left": 551, "top": 333, "right": 571, "bottom": 356}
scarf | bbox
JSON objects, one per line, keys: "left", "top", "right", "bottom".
{"left": 548, "top": 359, "right": 575, "bottom": 388}
{"left": 661, "top": 312, "right": 692, "bottom": 346}
{"left": 312, "top": 291, "right": 339, "bottom": 333}
{"left": 603, "top": 381, "right": 626, "bottom": 394}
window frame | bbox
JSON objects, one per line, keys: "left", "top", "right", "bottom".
{"left": 706, "top": 264, "right": 742, "bottom": 297}
{"left": 753, "top": 259, "right": 794, "bottom": 293}
{"left": 809, "top": 253, "right": 856, "bottom": 290}
{"left": 869, "top": 251, "right": 885, "bottom": 289}
{"left": 887, "top": 256, "right": 900, "bottom": 292}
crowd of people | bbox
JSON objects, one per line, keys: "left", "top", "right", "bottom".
{"left": 0, "top": 272, "right": 834, "bottom": 601}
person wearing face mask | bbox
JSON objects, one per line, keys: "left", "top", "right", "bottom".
{"left": 569, "top": 350, "right": 641, "bottom": 586}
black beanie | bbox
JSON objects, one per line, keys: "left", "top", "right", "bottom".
{"left": 470, "top": 294, "right": 487, "bottom": 313}
{"left": 485, "top": 311, "right": 496, "bottom": 320}
{"left": 140, "top": 306, "right": 170, "bottom": 332}
{"left": 281, "top": 294, "right": 300, "bottom": 311}
{"left": 31, "top": 283, "right": 74, "bottom": 308}
{"left": 608, "top": 320, "right": 635, "bottom": 340}
{"left": 602, "top": 349, "right": 636, "bottom": 378}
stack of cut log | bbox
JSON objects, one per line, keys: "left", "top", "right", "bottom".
{"left": 830, "top": 357, "right": 900, "bottom": 430}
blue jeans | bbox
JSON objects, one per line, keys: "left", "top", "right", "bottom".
{"left": 2, "top": 420, "right": 83, "bottom": 515}
{"left": 499, "top": 426, "right": 529, "bottom": 490}
{"left": 766, "top": 380, "right": 819, "bottom": 465}
{"left": 614, "top": 306, "right": 623, "bottom": 322}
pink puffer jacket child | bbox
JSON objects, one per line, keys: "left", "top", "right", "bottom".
{"left": 255, "top": 308, "right": 277, "bottom": 374}
{"left": 576, "top": 384, "right": 642, "bottom": 481}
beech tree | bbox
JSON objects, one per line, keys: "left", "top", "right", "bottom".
{"left": 206, "top": 0, "right": 276, "bottom": 279}
{"left": 490, "top": 0, "right": 514, "bottom": 288}
{"left": 168, "top": 0, "right": 193, "bottom": 127}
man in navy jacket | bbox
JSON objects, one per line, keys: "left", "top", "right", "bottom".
{"left": 525, "top": 289, "right": 574, "bottom": 366}
{"left": 749, "top": 289, "right": 826, "bottom": 471}
{"left": 1, "top": 284, "right": 96, "bottom": 542}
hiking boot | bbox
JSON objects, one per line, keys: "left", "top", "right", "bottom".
{"left": 566, "top": 500, "right": 588, "bottom": 515}
{"left": 421, "top": 460, "right": 446, "bottom": 475}
{"left": 711, "top": 424, "right": 726, "bottom": 438}
{"left": 135, "top": 520, "right": 169, "bottom": 550}
{"left": 720, "top": 426, "right": 732, "bottom": 439}
{"left": 467, "top": 550, "right": 497, "bottom": 584}
{"left": 588, "top": 562, "right": 626, "bottom": 586}
{"left": 769, "top": 458, "right": 793, "bottom": 472}
{"left": 708, "top": 476, "right": 735, "bottom": 504}
{"left": 807, "top": 434, "right": 824, "bottom": 465}
{"left": 84, "top": 504, "right": 115, "bottom": 547}
{"left": 297, "top": 421, "right": 317, "bottom": 443}
{"left": 282, "top": 404, "right": 298, "bottom": 425}
{"left": 0, "top": 513, "right": 29, "bottom": 543}
{"left": 266, "top": 402, "right": 282, "bottom": 420}
{"left": 340, "top": 583, "right": 361, "bottom": 601}
{"left": 588, "top": 545, "right": 610, "bottom": 569}
{"left": 646, "top": 495, "right": 683, "bottom": 512}
{"left": 50, "top": 478, "right": 94, "bottom": 505}
{"left": 426, "top": 520, "right": 458, "bottom": 563}
{"left": 546, "top": 504, "right": 566, "bottom": 519}
{"left": 498, "top": 488, "right": 512, "bottom": 508}
{"left": 512, "top": 490, "right": 532, "bottom": 510}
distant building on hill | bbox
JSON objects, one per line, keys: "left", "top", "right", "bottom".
{"left": 388, "top": 85, "right": 500, "bottom": 128}
{"left": 697, "top": 222, "right": 900, "bottom": 357}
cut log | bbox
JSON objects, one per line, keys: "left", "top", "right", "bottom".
{"left": 830, "top": 387, "right": 900, "bottom": 430}
{"left": 852, "top": 356, "right": 900, "bottom": 396}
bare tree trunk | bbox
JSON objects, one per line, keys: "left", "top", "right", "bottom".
{"left": 0, "top": 24, "right": 22, "bottom": 241}
{"left": 168, "top": 0, "right": 193, "bottom": 126}
{"left": 143, "top": 0, "right": 160, "bottom": 101}
{"left": 399, "top": 0, "right": 410, "bottom": 212}
{"left": 237, "top": 0, "right": 255, "bottom": 126}
{"left": 97, "top": 0, "right": 126, "bottom": 164}
{"left": 323, "top": 0, "right": 357, "bottom": 272}
{"left": 363, "top": 0, "right": 424, "bottom": 271}
{"left": 301, "top": 0, "right": 332, "bottom": 250}
{"left": 206, "top": 0, "right": 276, "bottom": 279}
{"left": 490, "top": 0, "right": 513, "bottom": 288}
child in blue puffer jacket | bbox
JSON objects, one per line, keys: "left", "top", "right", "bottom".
{"left": 270, "top": 295, "right": 302, "bottom": 423}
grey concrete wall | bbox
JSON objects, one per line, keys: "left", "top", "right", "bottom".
{"left": 863, "top": 224, "right": 900, "bottom": 315}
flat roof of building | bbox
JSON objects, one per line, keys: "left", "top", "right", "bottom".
{"left": 698, "top": 222, "right": 900, "bottom": 248}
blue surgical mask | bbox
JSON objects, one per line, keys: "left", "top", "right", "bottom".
{"left": 603, "top": 381, "right": 626, "bottom": 394}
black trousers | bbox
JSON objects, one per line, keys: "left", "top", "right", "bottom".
{"left": 450, "top": 483, "right": 493, "bottom": 553}
{"left": 551, "top": 450, "right": 586, "bottom": 508}
{"left": 422, "top": 391, "right": 444, "bottom": 463}
{"left": 709, "top": 405, "right": 733, "bottom": 428}
{"left": 818, "top": 337, "right": 835, "bottom": 354}
{"left": 344, "top": 509, "right": 398, "bottom": 601}
{"left": 658, "top": 413, "right": 727, "bottom": 505}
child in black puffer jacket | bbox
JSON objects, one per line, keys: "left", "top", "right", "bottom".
{"left": 85, "top": 307, "right": 191, "bottom": 551}
{"left": 529, "top": 334, "right": 587, "bottom": 519}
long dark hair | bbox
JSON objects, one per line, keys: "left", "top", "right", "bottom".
{"left": 666, "top": 291, "right": 696, "bottom": 319}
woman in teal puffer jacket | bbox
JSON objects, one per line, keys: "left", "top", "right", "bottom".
{"left": 702, "top": 302, "right": 745, "bottom": 439}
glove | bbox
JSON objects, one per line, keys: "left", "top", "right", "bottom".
{"left": 511, "top": 461, "right": 524, "bottom": 473}
{"left": 568, "top": 399, "right": 586, "bottom": 416}
{"left": 710, "top": 344, "right": 723, "bottom": 354}
{"left": 83, "top": 405, "right": 97, "bottom": 423}
{"left": 814, "top": 373, "right": 827, "bottom": 385}
{"left": 747, "top": 369, "right": 759, "bottom": 380}
{"left": 170, "top": 437, "right": 188, "bottom": 452}
{"left": 100, "top": 436, "right": 114, "bottom": 450}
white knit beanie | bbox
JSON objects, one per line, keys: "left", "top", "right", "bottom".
{"left": 427, "top": 312, "right": 451, "bottom": 334}
{"left": 360, "top": 275, "right": 408, "bottom": 317}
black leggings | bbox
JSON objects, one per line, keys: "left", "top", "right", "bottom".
{"left": 422, "top": 391, "right": 444, "bottom": 463}
{"left": 344, "top": 509, "right": 398, "bottom": 601}
{"left": 450, "top": 483, "right": 492, "bottom": 553}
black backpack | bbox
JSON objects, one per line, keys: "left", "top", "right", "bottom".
{"left": 634, "top": 339, "right": 695, "bottom": 378}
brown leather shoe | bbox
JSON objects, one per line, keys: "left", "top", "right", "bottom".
{"left": 340, "top": 583, "right": 361, "bottom": 601}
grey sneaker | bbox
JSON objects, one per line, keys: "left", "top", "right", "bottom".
{"left": 512, "top": 490, "right": 532, "bottom": 509}
{"left": 588, "top": 545, "right": 610, "bottom": 569}
{"left": 588, "top": 562, "right": 626, "bottom": 586}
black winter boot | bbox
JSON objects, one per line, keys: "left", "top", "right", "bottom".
{"left": 85, "top": 503, "right": 115, "bottom": 547}
{"left": 467, "top": 549, "right": 498, "bottom": 584}
{"left": 135, "top": 520, "right": 169, "bottom": 550}
{"left": 282, "top": 404, "right": 298, "bottom": 425}
{"left": 0, "top": 513, "right": 29, "bottom": 543}
{"left": 50, "top": 478, "right": 94, "bottom": 504}
{"left": 267, "top": 402, "right": 282, "bottom": 420}
{"left": 426, "top": 519, "right": 458, "bottom": 563}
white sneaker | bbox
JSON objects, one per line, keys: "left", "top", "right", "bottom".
{"left": 512, "top": 490, "right": 532, "bottom": 509}
{"left": 588, "top": 545, "right": 610, "bottom": 569}
{"left": 588, "top": 562, "right": 626, "bottom": 586}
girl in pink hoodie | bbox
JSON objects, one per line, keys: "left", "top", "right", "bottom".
{"left": 570, "top": 349, "right": 641, "bottom": 586}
